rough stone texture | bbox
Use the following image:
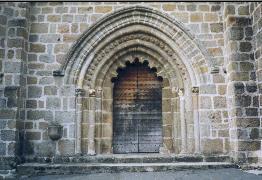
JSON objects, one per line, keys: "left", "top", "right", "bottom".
{"left": 0, "top": 2, "right": 262, "bottom": 177}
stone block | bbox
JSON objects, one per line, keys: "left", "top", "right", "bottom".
{"left": 35, "top": 141, "right": 55, "bottom": 156}
{"left": 44, "top": 86, "right": 58, "bottom": 95}
{"left": 31, "top": 23, "right": 48, "bottom": 33}
{"left": 55, "top": 7, "right": 68, "bottom": 13}
{"left": 239, "top": 62, "right": 254, "bottom": 71}
{"left": 163, "top": 4, "right": 176, "bottom": 11}
{"left": 200, "top": 96, "right": 212, "bottom": 109}
{"left": 0, "top": 109, "right": 16, "bottom": 119}
{"left": 46, "top": 97, "right": 61, "bottom": 109}
{"left": 47, "top": 15, "right": 61, "bottom": 22}
{"left": 4, "top": 62, "right": 21, "bottom": 73}
{"left": 58, "top": 24, "right": 69, "bottom": 33}
{"left": 210, "top": 23, "right": 223, "bottom": 33}
{"left": 239, "top": 42, "right": 252, "bottom": 52}
{"left": 39, "top": 77, "right": 54, "bottom": 85}
{"left": 204, "top": 13, "right": 218, "bottom": 22}
{"left": 58, "top": 140, "right": 75, "bottom": 155}
{"left": 202, "top": 139, "right": 223, "bottom": 154}
{"left": 246, "top": 108, "right": 258, "bottom": 116}
{"left": 95, "top": 6, "right": 112, "bottom": 13}
{"left": 171, "top": 12, "right": 189, "bottom": 23}
{"left": 30, "top": 43, "right": 46, "bottom": 53}
{"left": 54, "top": 44, "right": 69, "bottom": 53}
{"left": 0, "top": 143, "right": 6, "bottom": 155}
{"left": 62, "top": 15, "right": 73, "bottom": 22}
{"left": 238, "top": 141, "right": 261, "bottom": 151}
{"left": 7, "top": 38, "right": 23, "bottom": 48}
{"left": 26, "top": 100, "right": 37, "bottom": 108}
{"left": 190, "top": 13, "right": 203, "bottom": 22}
{"left": 213, "top": 96, "right": 227, "bottom": 109}
{"left": 1, "top": 130, "right": 16, "bottom": 141}
{"left": 225, "top": 5, "right": 235, "bottom": 16}
{"left": 200, "top": 84, "right": 216, "bottom": 94}
{"left": 0, "top": 15, "right": 7, "bottom": 25}
{"left": 228, "top": 27, "right": 244, "bottom": 40}
{"left": 211, "top": 5, "right": 220, "bottom": 12}
{"left": 55, "top": 111, "right": 75, "bottom": 123}
{"left": 42, "top": 7, "right": 53, "bottom": 14}
{"left": 40, "top": 34, "right": 60, "bottom": 43}
{"left": 8, "top": 19, "right": 26, "bottom": 27}
{"left": 78, "top": 7, "right": 93, "bottom": 14}
{"left": 186, "top": 4, "right": 196, "bottom": 11}
{"left": 25, "top": 131, "right": 41, "bottom": 140}
{"left": 234, "top": 95, "right": 251, "bottom": 107}
{"left": 238, "top": 5, "right": 249, "bottom": 15}
{"left": 229, "top": 72, "right": 249, "bottom": 81}
{"left": 28, "top": 86, "right": 42, "bottom": 98}
{"left": 27, "top": 110, "right": 53, "bottom": 121}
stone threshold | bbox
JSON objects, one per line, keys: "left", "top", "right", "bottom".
{"left": 22, "top": 154, "right": 231, "bottom": 164}
{"left": 17, "top": 162, "right": 236, "bottom": 177}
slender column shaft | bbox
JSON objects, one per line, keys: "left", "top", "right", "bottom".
{"left": 179, "top": 89, "right": 187, "bottom": 154}
{"left": 192, "top": 87, "right": 200, "bottom": 154}
{"left": 88, "top": 89, "right": 96, "bottom": 155}
{"left": 75, "top": 88, "right": 84, "bottom": 154}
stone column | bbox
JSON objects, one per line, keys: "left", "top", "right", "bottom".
{"left": 88, "top": 89, "right": 96, "bottom": 155}
{"left": 75, "top": 88, "right": 84, "bottom": 154}
{"left": 95, "top": 88, "right": 102, "bottom": 154}
{"left": 179, "top": 88, "right": 187, "bottom": 154}
{"left": 192, "top": 87, "right": 200, "bottom": 154}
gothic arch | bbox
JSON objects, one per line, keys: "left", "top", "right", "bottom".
{"left": 58, "top": 6, "right": 214, "bottom": 87}
{"left": 64, "top": 6, "right": 215, "bottom": 155}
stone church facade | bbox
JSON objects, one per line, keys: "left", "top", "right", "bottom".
{"left": 0, "top": 1, "right": 261, "bottom": 178}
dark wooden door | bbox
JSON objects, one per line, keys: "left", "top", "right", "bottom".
{"left": 113, "top": 61, "right": 162, "bottom": 153}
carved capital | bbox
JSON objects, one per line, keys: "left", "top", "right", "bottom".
{"left": 75, "top": 88, "right": 85, "bottom": 96}
{"left": 89, "top": 89, "right": 96, "bottom": 97}
{"left": 178, "top": 88, "right": 184, "bottom": 96}
{"left": 192, "top": 87, "right": 199, "bottom": 94}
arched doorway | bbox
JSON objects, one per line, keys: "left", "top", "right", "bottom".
{"left": 112, "top": 59, "right": 163, "bottom": 153}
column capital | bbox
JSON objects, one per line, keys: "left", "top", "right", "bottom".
{"left": 192, "top": 87, "right": 199, "bottom": 94}
{"left": 75, "top": 88, "right": 85, "bottom": 96}
{"left": 178, "top": 88, "right": 184, "bottom": 96}
{"left": 89, "top": 89, "right": 96, "bottom": 97}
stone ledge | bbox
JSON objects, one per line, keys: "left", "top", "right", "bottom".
{"left": 21, "top": 154, "right": 231, "bottom": 164}
{"left": 17, "top": 162, "right": 236, "bottom": 177}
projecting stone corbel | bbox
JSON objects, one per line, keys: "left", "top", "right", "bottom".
{"left": 191, "top": 87, "right": 199, "bottom": 94}
{"left": 53, "top": 70, "right": 65, "bottom": 76}
{"left": 210, "top": 66, "right": 219, "bottom": 74}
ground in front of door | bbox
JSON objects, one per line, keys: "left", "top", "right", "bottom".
{"left": 22, "top": 168, "right": 262, "bottom": 180}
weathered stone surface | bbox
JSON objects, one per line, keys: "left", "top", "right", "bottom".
{"left": 44, "top": 86, "right": 57, "bottom": 95}
{"left": 58, "top": 140, "right": 75, "bottom": 155}
{"left": 1, "top": 130, "right": 16, "bottom": 141}
{"left": 55, "top": 111, "right": 74, "bottom": 123}
{"left": 27, "top": 110, "right": 53, "bottom": 121}
{"left": 28, "top": 86, "right": 42, "bottom": 98}
{"left": 31, "top": 23, "right": 48, "bottom": 33}
{"left": 46, "top": 97, "right": 61, "bottom": 109}
{"left": 95, "top": 6, "right": 112, "bottom": 13}
{"left": 25, "top": 131, "right": 41, "bottom": 140}
{"left": 202, "top": 139, "right": 223, "bottom": 154}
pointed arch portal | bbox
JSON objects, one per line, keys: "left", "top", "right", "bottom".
{"left": 57, "top": 6, "right": 216, "bottom": 155}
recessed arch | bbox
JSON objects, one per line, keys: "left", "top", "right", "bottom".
{"left": 59, "top": 6, "right": 214, "bottom": 88}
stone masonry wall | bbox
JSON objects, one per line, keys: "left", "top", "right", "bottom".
{"left": 0, "top": 2, "right": 29, "bottom": 178}
{"left": 0, "top": 2, "right": 261, "bottom": 170}
{"left": 251, "top": 2, "right": 262, "bottom": 163}
{"left": 25, "top": 1, "right": 228, "bottom": 157}
{"left": 224, "top": 2, "right": 260, "bottom": 163}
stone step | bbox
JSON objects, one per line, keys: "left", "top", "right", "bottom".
{"left": 17, "top": 162, "right": 236, "bottom": 177}
{"left": 22, "top": 154, "right": 230, "bottom": 164}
